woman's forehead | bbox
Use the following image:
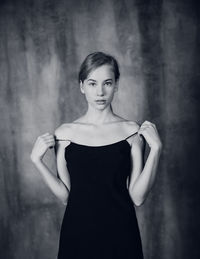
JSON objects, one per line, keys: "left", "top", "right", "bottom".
{"left": 86, "top": 65, "right": 114, "bottom": 80}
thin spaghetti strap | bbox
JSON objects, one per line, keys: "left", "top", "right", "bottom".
{"left": 125, "top": 131, "right": 138, "bottom": 140}
{"left": 55, "top": 138, "right": 71, "bottom": 142}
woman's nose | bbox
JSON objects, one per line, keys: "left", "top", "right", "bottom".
{"left": 97, "top": 85, "right": 104, "bottom": 96}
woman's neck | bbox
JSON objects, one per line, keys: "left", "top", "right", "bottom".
{"left": 82, "top": 104, "right": 117, "bottom": 125}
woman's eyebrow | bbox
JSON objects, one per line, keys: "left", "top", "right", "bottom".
{"left": 104, "top": 79, "right": 113, "bottom": 81}
{"left": 87, "top": 79, "right": 96, "bottom": 82}
{"left": 87, "top": 78, "right": 113, "bottom": 82}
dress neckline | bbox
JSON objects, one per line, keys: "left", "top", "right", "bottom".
{"left": 65, "top": 139, "right": 131, "bottom": 149}
{"left": 56, "top": 130, "right": 138, "bottom": 149}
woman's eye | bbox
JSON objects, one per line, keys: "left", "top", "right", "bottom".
{"left": 89, "top": 83, "right": 96, "bottom": 86}
{"left": 105, "top": 82, "right": 112, "bottom": 86}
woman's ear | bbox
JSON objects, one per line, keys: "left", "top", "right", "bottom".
{"left": 80, "top": 81, "right": 85, "bottom": 94}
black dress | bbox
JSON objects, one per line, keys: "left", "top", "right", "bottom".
{"left": 57, "top": 131, "right": 144, "bottom": 259}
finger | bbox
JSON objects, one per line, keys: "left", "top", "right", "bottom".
{"left": 140, "top": 123, "right": 148, "bottom": 127}
{"left": 41, "top": 132, "right": 51, "bottom": 136}
{"left": 37, "top": 136, "right": 44, "bottom": 143}
{"left": 45, "top": 139, "right": 55, "bottom": 146}
{"left": 152, "top": 123, "right": 158, "bottom": 130}
{"left": 37, "top": 134, "right": 50, "bottom": 141}
{"left": 148, "top": 122, "right": 157, "bottom": 128}
{"left": 140, "top": 122, "right": 149, "bottom": 127}
{"left": 143, "top": 120, "right": 151, "bottom": 124}
{"left": 40, "top": 134, "right": 55, "bottom": 141}
{"left": 142, "top": 122, "right": 156, "bottom": 130}
{"left": 139, "top": 125, "right": 149, "bottom": 130}
{"left": 42, "top": 136, "right": 55, "bottom": 141}
{"left": 151, "top": 124, "right": 157, "bottom": 132}
{"left": 137, "top": 133, "right": 145, "bottom": 141}
{"left": 137, "top": 131, "right": 145, "bottom": 139}
{"left": 49, "top": 142, "right": 56, "bottom": 149}
{"left": 138, "top": 127, "right": 151, "bottom": 134}
{"left": 138, "top": 128, "right": 146, "bottom": 134}
{"left": 144, "top": 122, "right": 157, "bottom": 132}
{"left": 142, "top": 121, "right": 152, "bottom": 126}
{"left": 41, "top": 144, "right": 54, "bottom": 151}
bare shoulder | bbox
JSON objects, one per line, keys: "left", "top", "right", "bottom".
{"left": 125, "top": 120, "right": 140, "bottom": 132}
{"left": 124, "top": 120, "right": 144, "bottom": 147}
{"left": 110, "top": 114, "right": 140, "bottom": 130}
{"left": 54, "top": 123, "right": 73, "bottom": 140}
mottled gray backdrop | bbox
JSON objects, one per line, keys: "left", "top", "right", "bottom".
{"left": 0, "top": 0, "right": 199, "bottom": 258}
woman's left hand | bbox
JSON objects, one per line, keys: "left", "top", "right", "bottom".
{"left": 138, "top": 120, "right": 163, "bottom": 151}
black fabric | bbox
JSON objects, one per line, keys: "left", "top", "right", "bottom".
{"left": 57, "top": 132, "right": 144, "bottom": 259}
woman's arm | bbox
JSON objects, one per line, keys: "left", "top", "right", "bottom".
{"left": 31, "top": 158, "right": 69, "bottom": 205}
{"left": 128, "top": 121, "right": 163, "bottom": 206}
{"left": 30, "top": 130, "right": 70, "bottom": 205}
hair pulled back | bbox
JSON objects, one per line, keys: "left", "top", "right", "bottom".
{"left": 78, "top": 52, "right": 120, "bottom": 83}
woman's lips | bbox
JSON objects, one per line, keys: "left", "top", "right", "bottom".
{"left": 95, "top": 100, "right": 106, "bottom": 104}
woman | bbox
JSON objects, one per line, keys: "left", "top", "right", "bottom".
{"left": 30, "top": 52, "right": 162, "bottom": 259}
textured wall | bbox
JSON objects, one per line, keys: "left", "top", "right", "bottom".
{"left": 0, "top": 0, "right": 199, "bottom": 258}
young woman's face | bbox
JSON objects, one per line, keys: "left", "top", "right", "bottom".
{"left": 80, "top": 65, "right": 118, "bottom": 110}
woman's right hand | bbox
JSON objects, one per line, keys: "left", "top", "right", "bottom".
{"left": 30, "top": 133, "right": 55, "bottom": 163}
